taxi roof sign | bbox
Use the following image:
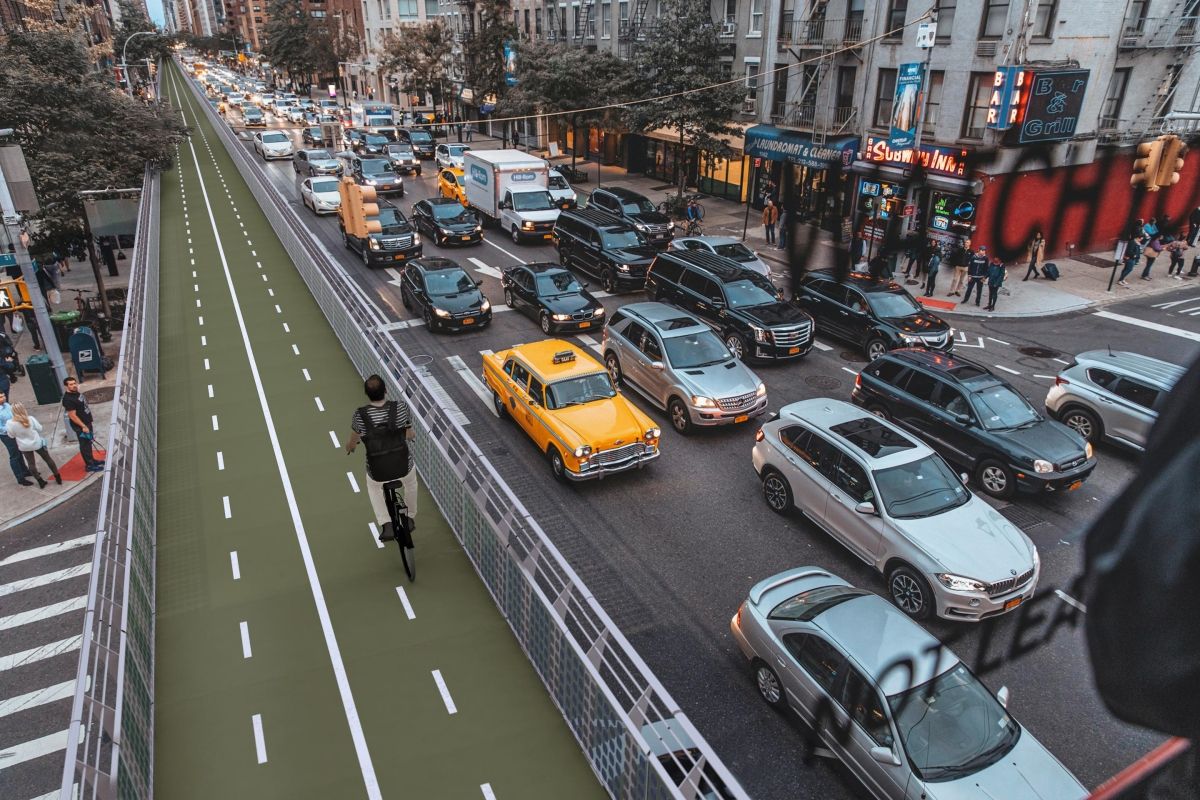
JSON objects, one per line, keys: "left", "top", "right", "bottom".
{"left": 552, "top": 350, "right": 576, "bottom": 364}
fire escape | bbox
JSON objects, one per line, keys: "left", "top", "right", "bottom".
{"left": 573, "top": 0, "right": 597, "bottom": 49}
{"left": 617, "top": 0, "right": 651, "bottom": 59}
{"left": 770, "top": 1, "right": 861, "bottom": 144}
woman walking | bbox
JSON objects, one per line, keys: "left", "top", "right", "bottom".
{"left": 1024, "top": 231, "right": 1046, "bottom": 280}
{"left": 1142, "top": 235, "right": 1165, "bottom": 280}
{"left": 5, "top": 402, "right": 61, "bottom": 489}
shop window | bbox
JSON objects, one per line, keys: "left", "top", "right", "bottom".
{"left": 873, "top": 68, "right": 897, "bottom": 129}
{"left": 1032, "top": 0, "right": 1056, "bottom": 37}
{"left": 980, "top": 0, "right": 1009, "bottom": 38}
{"left": 884, "top": 0, "right": 907, "bottom": 37}
{"left": 935, "top": 0, "right": 954, "bottom": 39}
{"left": 960, "top": 72, "right": 991, "bottom": 139}
{"left": 923, "top": 70, "right": 943, "bottom": 132}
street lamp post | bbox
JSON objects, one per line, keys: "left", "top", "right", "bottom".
{"left": 121, "top": 30, "right": 156, "bottom": 96}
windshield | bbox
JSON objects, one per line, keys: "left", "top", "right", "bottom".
{"left": 545, "top": 373, "right": 617, "bottom": 409}
{"left": 261, "top": 133, "right": 287, "bottom": 143}
{"left": 601, "top": 230, "right": 645, "bottom": 249}
{"left": 536, "top": 271, "right": 582, "bottom": 296}
{"left": 889, "top": 663, "right": 1020, "bottom": 782}
{"left": 548, "top": 175, "right": 570, "bottom": 190}
{"left": 431, "top": 204, "right": 474, "bottom": 223}
{"left": 386, "top": 144, "right": 414, "bottom": 157}
{"left": 873, "top": 455, "right": 970, "bottom": 519}
{"left": 376, "top": 208, "right": 407, "bottom": 234}
{"left": 374, "top": 129, "right": 399, "bottom": 141}
{"left": 663, "top": 330, "right": 732, "bottom": 368}
{"left": 360, "top": 160, "right": 393, "bottom": 175}
{"left": 308, "top": 149, "right": 332, "bottom": 160}
{"left": 971, "top": 383, "right": 1040, "bottom": 430}
{"left": 621, "top": 198, "right": 657, "bottom": 214}
{"left": 713, "top": 242, "right": 757, "bottom": 261}
{"left": 446, "top": 145, "right": 468, "bottom": 156}
{"left": 408, "top": 130, "right": 433, "bottom": 143}
{"left": 511, "top": 191, "right": 555, "bottom": 211}
{"left": 310, "top": 180, "right": 339, "bottom": 194}
{"left": 364, "top": 135, "right": 388, "bottom": 146}
{"left": 866, "top": 289, "right": 922, "bottom": 318}
{"left": 424, "top": 268, "right": 476, "bottom": 296}
{"left": 724, "top": 279, "right": 779, "bottom": 309}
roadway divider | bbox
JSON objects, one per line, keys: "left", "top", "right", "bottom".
{"left": 176, "top": 61, "right": 748, "bottom": 800}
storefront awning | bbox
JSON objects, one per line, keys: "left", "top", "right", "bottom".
{"left": 644, "top": 126, "right": 746, "bottom": 152}
{"left": 744, "top": 126, "right": 859, "bottom": 170}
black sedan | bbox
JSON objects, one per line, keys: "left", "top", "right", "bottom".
{"left": 411, "top": 198, "right": 483, "bottom": 247}
{"left": 302, "top": 126, "right": 324, "bottom": 147}
{"left": 502, "top": 262, "right": 605, "bottom": 335}
{"left": 398, "top": 257, "right": 492, "bottom": 333}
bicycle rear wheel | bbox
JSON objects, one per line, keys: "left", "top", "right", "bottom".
{"left": 398, "top": 539, "right": 415, "bottom": 581}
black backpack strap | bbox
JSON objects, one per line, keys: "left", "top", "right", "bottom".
{"left": 387, "top": 400, "right": 398, "bottom": 430}
{"left": 357, "top": 406, "right": 377, "bottom": 434}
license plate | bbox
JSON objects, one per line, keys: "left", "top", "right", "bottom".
{"left": 1004, "top": 597, "right": 1023, "bottom": 611}
{"left": 578, "top": 321, "right": 591, "bottom": 328}
{"left": 788, "top": 346, "right": 800, "bottom": 354}
{"left": 734, "top": 414, "right": 749, "bottom": 423}
{"left": 1067, "top": 480, "right": 1082, "bottom": 491}
{"left": 461, "top": 317, "right": 475, "bottom": 325}
{"left": 393, "top": 254, "right": 405, "bottom": 260}
{"left": 543, "top": 233, "right": 553, "bottom": 240}
{"left": 461, "top": 235, "right": 472, "bottom": 241}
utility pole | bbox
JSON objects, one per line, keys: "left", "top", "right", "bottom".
{"left": 121, "top": 30, "right": 157, "bottom": 96}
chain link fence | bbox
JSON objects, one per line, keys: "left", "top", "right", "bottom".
{"left": 179, "top": 64, "right": 747, "bottom": 799}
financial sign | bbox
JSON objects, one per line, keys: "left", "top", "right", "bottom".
{"left": 987, "top": 67, "right": 1032, "bottom": 131}
{"left": 1018, "top": 69, "right": 1090, "bottom": 144}
{"left": 889, "top": 63, "right": 926, "bottom": 150}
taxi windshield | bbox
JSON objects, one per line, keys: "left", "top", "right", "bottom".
{"left": 545, "top": 373, "right": 617, "bottom": 409}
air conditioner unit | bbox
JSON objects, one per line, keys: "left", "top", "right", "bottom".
{"left": 720, "top": 22, "right": 736, "bottom": 37}
{"left": 547, "top": 30, "right": 558, "bottom": 40}
{"left": 742, "top": 99, "right": 757, "bottom": 114}
{"left": 975, "top": 40, "right": 997, "bottom": 57}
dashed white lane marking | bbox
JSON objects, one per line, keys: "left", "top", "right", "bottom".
{"left": 431, "top": 670, "right": 457, "bottom": 714}
{"left": 240, "top": 621, "right": 253, "bottom": 658}
{"left": 275, "top": 304, "right": 282, "bottom": 314}
{"left": 1092, "top": 310, "right": 1200, "bottom": 342}
{"left": 0, "top": 563, "right": 90, "bottom": 598}
{"left": 292, "top": 344, "right": 300, "bottom": 355}
{"left": 194, "top": 283, "right": 199, "bottom": 292}
{"left": 480, "top": 784, "right": 497, "bottom": 800}
{"left": 208, "top": 384, "right": 214, "bottom": 398}
{"left": 1054, "top": 590, "right": 1088, "bottom": 613}
{"left": 196, "top": 298, "right": 202, "bottom": 308}
{"left": 0, "top": 636, "right": 82, "bottom": 672}
{"left": 217, "top": 451, "right": 225, "bottom": 471}
{"left": 993, "top": 364, "right": 1021, "bottom": 375}
{"left": 986, "top": 336, "right": 1011, "bottom": 346}
{"left": 841, "top": 367, "right": 858, "bottom": 375}
{"left": 247, "top": 240, "right": 253, "bottom": 246}
{"left": 223, "top": 496, "right": 232, "bottom": 519}
{"left": 204, "top": 358, "right": 211, "bottom": 370}
{"left": 395, "top": 586, "right": 416, "bottom": 620}
{"left": 347, "top": 472, "right": 360, "bottom": 493}
{"left": 212, "top": 415, "right": 220, "bottom": 431}
{"left": 326, "top": 431, "right": 340, "bottom": 448}
{"left": 230, "top": 550, "right": 241, "bottom": 580}
{"left": 252, "top": 714, "right": 268, "bottom": 763}
{"left": 251, "top": 250, "right": 257, "bottom": 256}
{"left": 256, "top": 261, "right": 263, "bottom": 269}
{"left": 199, "top": 316, "right": 205, "bottom": 326}
{"left": 268, "top": 289, "right": 275, "bottom": 297}
{"left": 0, "top": 534, "right": 95, "bottom": 566}
{"left": 812, "top": 340, "right": 833, "bottom": 351}
{"left": 0, "top": 596, "right": 87, "bottom": 631}
{"left": 282, "top": 323, "right": 290, "bottom": 333}
{"left": 261, "top": 274, "right": 268, "bottom": 282}
{"left": 201, "top": 335, "right": 207, "bottom": 346}
{"left": 192, "top": 270, "right": 197, "bottom": 278}
{"left": 314, "top": 397, "right": 324, "bottom": 412}
{"left": 482, "top": 237, "right": 524, "bottom": 263}
{"left": 1033, "top": 374, "right": 1056, "bottom": 380}
{"left": 303, "top": 368, "right": 311, "bottom": 381}
{"left": 0, "top": 681, "right": 76, "bottom": 719}
{"left": 467, "top": 257, "right": 503, "bottom": 279}
{"left": 368, "top": 523, "right": 385, "bottom": 550}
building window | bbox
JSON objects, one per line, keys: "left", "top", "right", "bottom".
{"left": 397, "top": 0, "right": 417, "bottom": 17}
{"left": 718, "top": 59, "right": 733, "bottom": 81}
{"left": 745, "top": 57, "right": 761, "bottom": 98}
{"left": 873, "top": 68, "right": 897, "bottom": 128}
{"left": 1101, "top": 67, "right": 1130, "bottom": 126}
{"left": 535, "top": 8, "right": 542, "bottom": 33}
{"left": 310, "top": 8, "right": 326, "bottom": 15}
{"left": 724, "top": 0, "right": 736, "bottom": 23}
{"left": 749, "top": 0, "right": 763, "bottom": 34}
{"left": 935, "top": 0, "right": 954, "bottom": 39}
{"left": 884, "top": 0, "right": 907, "bottom": 36}
{"left": 1032, "top": 0, "right": 1056, "bottom": 37}
{"left": 601, "top": 1, "right": 610, "bottom": 37}
{"left": 924, "top": 70, "right": 944, "bottom": 132}
{"left": 778, "top": 0, "right": 794, "bottom": 42}
{"left": 1155, "top": 63, "right": 1183, "bottom": 117}
{"left": 980, "top": 0, "right": 1008, "bottom": 38}
{"left": 524, "top": 8, "right": 530, "bottom": 33}
{"left": 846, "top": 0, "right": 864, "bottom": 40}
{"left": 836, "top": 65, "right": 857, "bottom": 110}
{"left": 772, "top": 67, "right": 789, "bottom": 118}
{"left": 1127, "top": 0, "right": 1149, "bottom": 31}
{"left": 961, "top": 71, "right": 992, "bottom": 138}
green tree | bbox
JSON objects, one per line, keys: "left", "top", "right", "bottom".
{"left": 379, "top": 20, "right": 453, "bottom": 110}
{"left": 630, "top": 0, "right": 744, "bottom": 202}
{"left": 0, "top": 29, "right": 187, "bottom": 251}
{"left": 463, "top": 0, "right": 518, "bottom": 125}
{"left": 113, "top": 0, "right": 171, "bottom": 64}
{"left": 262, "top": 0, "right": 317, "bottom": 81}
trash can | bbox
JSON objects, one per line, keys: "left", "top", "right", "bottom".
{"left": 25, "top": 354, "right": 62, "bottom": 405}
{"left": 50, "top": 310, "right": 81, "bottom": 353}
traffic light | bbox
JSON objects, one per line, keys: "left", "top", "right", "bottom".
{"left": 1131, "top": 137, "right": 1165, "bottom": 190}
{"left": 337, "top": 178, "right": 381, "bottom": 237}
{"left": 1154, "top": 135, "right": 1188, "bottom": 189}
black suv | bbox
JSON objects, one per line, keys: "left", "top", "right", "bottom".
{"left": 553, "top": 207, "right": 658, "bottom": 293}
{"left": 644, "top": 250, "right": 814, "bottom": 362}
{"left": 852, "top": 349, "right": 1096, "bottom": 499}
{"left": 350, "top": 155, "right": 404, "bottom": 195}
{"left": 795, "top": 270, "right": 954, "bottom": 361}
{"left": 397, "top": 127, "right": 436, "bottom": 159}
{"left": 588, "top": 187, "right": 675, "bottom": 247}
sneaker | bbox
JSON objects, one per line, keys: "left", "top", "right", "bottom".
{"left": 1141, "top": 276, "right": 1152, "bottom": 281}
{"left": 85, "top": 464, "right": 105, "bottom": 473}
{"left": 18, "top": 478, "right": 33, "bottom": 486}
{"left": 378, "top": 522, "right": 395, "bottom": 542}
{"left": 1118, "top": 280, "right": 1129, "bottom": 286}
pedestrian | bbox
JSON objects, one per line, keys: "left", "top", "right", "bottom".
{"left": 0, "top": 388, "right": 32, "bottom": 486}
{"left": 1143, "top": 217, "right": 1159, "bottom": 239}
{"left": 61, "top": 377, "right": 104, "bottom": 473}
{"left": 1023, "top": 230, "right": 1046, "bottom": 280}
{"left": 512, "top": 128, "right": 520, "bottom": 149}
{"left": 762, "top": 198, "right": 779, "bottom": 245}
{"left": 985, "top": 257, "right": 1007, "bottom": 312}
{"left": 345, "top": 374, "right": 418, "bottom": 542}
{"left": 946, "top": 238, "right": 971, "bottom": 296}
{"left": 961, "top": 245, "right": 989, "bottom": 306}
{"left": 1142, "top": 235, "right": 1165, "bottom": 280}
{"left": 1188, "top": 204, "right": 1200, "bottom": 246}
{"left": 923, "top": 245, "right": 942, "bottom": 296}
{"left": 902, "top": 232, "right": 923, "bottom": 279}
{"left": 1118, "top": 236, "right": 1145, "bottom": 286}
{"left": 777, "top": 206, "right": 789, "bottom": 250}
{"left": 1165, "top": 237, "right": 1189, "bottom": 279}
{"left": 6, "top": 403, "right": 61, "bottom": 489}
{"left": 464, "top": 121, "right": 474, "bottom": 142}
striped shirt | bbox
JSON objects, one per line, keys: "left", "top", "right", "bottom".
{"left": 351, "top": 400, "right": 411, "bottom": 436}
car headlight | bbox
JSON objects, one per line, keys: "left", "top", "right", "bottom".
{"left": 593, "top": 306, "right": 605, "bottom": 316}
{"left": 755, "top": 382, "right": 767, "bottom": 397}
{"left": 937, "top": 573, "right": 989, "bottom": 593}
{"left": 691, "top": 395, "right": 716, "bottom": 408}
{"left": 1034, "top": 459, "right": 1054, "bottom": 473}
{"left": 368, "top": 239, "right": 381, "bottom": 250}
{"left": 573, "top": 445, "right": 593, "bottom": 458}
{"left": 551, "top": 313, "right": 571, "bottom": 321}
{"left": 634, "top": 222, "right": 648, "bottom": 231}
{"left": 412, "top": 233, "right": 421, "bottom": 244}
{"left": 480, "top": 299, "right": 491, "bottom": 312}
{"left": 433, "top": 307, "right": 451, "bottom": 318}
{"left": 644, "top": 427, "right": 660, "bottom": 440}
{"left": 752, "top": 326, "right": 770, "bottom": 343}
{"left": 474, "top": 224, "right": 483, "bottom": 232}
{"left": 522, "top": 220, "right": 536, "bottom": 231}
{"left": 366, "top": 179, "right": 377, "bottom": 185}
{"left": 901, "top": 334, "right": 923, "bottom": 345}
{"left": 439, "top": 227, "right": 454, "bottom": 236}
{"left": 618, "top": 263, "right": 631, "bottom": 272}
{"left": 1084, "top": 442, "right": 1093, "bottom": 459}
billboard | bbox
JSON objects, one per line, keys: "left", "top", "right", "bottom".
{"left": 888, "top": 63, "right": 925, "bottom": 150}
{"left": 1017, "top": 69, "right": 1090, "bottom": 144}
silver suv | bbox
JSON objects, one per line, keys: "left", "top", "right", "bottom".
{"left": 752, "top": 399, "right": 1039, "bottom": 621}
{"left": 1045, "top": 350, "right": 1184, "bottom": 450}
{"left": 602, "top": 302, "right": 767, "bottom": 435}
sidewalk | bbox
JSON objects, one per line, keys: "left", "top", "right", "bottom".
{"left": 0, "top": 260, "right": 125, "bottom": 531}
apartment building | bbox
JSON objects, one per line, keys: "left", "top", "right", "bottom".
{"left": 356, "top": 0, "right": 440, "bottom": 105}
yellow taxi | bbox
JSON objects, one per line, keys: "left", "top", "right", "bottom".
{"left": 437, "top": 167, "right": 468, "bottom": 206}
{"left": 482, "top": 340, "right": 661, "bottom": 482}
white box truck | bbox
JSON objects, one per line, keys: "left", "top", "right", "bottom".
{"left": 463, "top": 150, "right": 561, "bottom": 243}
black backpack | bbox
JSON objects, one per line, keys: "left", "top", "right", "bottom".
{"left": 357, "top": 402, "right": 410, "bottom": 481}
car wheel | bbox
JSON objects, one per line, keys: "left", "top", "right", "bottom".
{"left": 362, "top": 246, "right": 371, "bottom": 267}
{"left": 669, "top": 397, "right": 693, "bottom": 435}
{"left": 540, "top": 312, "right": 553, "bottom": 334}
{"left": 400, "top": 285, "right": 412, "bottom": 310}
{"left": 866, "top": 402, "right": 891, "bottom": 421}
{"left": 888, "top": 564, "right": 934, "bottom": 620}
{"left": 725, "top": 333, "right": 746, "bottom": 361}
{"left": 511, "top": 227, "right": 522, "bottom": 244}
{"left": 504, "top": 288, "right": 515, "bottom": 308}
{"left": 975, "top": 458, "right": 1017, "bottom": 500}
{"left": 558, "top": 246, "right": 571, "bottom": 266}
{"left": 605, "top": 352, "right": 622, "bottom": 386}
{"left": 761, "top": 469, "right": 793, "bottom": 514}
{"left": 343, "top": 231, "right": 352, "bottom": 250}
{"left": 602, "top": 270, "right": 616, "bottom": 293}
{"left": 422, "top": 307, "right": 434, "bottom": 330}
{"left": 547, "top": 447, "right": 570, "bottom": 484}
{"left": 753, "top": 661, "right": 786, "bottom": 708}
{"left": 865, "top": 337, "right": 889, "bottom": 361}
{"left": 1061, "top": 407, "right": 1101, "bottom": 443}
{"left": 492, "top": 391, "right": 508, "bottom": 419}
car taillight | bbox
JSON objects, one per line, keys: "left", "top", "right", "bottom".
{"left": 854, "top": 373, "right": 862, "bottom": 389}
{"left": 736, "top": 604, "right": 743, "bottom": 628}
{"left": 1055, "top": 376, "right": 1069, "bottom": 386}
{"left": 754, "top": 427, "right": 765, "bottom": 442}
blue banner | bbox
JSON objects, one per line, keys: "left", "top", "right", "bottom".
{"left": 744, "top": 126, "right": 858, "bottom": 170}
{"left": 889, "top": 62, "right": 925, "bottom": 150}
{"left": 503, "top": 40, "right": 518, "bottom": 87}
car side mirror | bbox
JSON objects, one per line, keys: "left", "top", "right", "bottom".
{"left": 954, "top": 413, "right": 971, "bottom": 425}
{"left": 474, "top": 279, "right": 483, "bottom": 287}
{"left": 711, "top": 298, "right": 726, "bottom": 308}
{"left": 855, "top": 501, "right": 876, "bottom": 515}
{"left": 499, "top": 201, "right": 511, "bottom": 210}
{"left": 870, "top": 746, "right": 901, "bottom": 766}
{"left": 997, "top": 686, "right": 1010, "bottom": 708}
{"left": 960, "top": 472, "right": 970, "bottom": 485}
{"left": 649, "top": 361, "right": 665, "bottom": 371}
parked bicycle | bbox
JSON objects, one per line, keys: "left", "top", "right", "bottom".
{"left": 657, "top": 192, "right": 705, "bottom": 220}
{"left": 68, "top": 288, "right": 113, "bottom": 343}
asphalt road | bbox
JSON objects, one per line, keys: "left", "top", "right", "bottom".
{"left": 224, "top": 111, "right": 1193, "bottom": 799}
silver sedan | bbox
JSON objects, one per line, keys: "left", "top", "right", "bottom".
{"left": 299, "top": 177, "right": 341, "bottom": 215}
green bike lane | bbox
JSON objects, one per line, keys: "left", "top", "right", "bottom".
{"left": 156, "top": 63, "right": 604, "bottom": 799}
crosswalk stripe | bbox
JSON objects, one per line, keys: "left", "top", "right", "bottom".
{"left": 0, "top": 680, "right": 76, "bottom": 719}
{"left": 0, "top": 727, "right": 75, "bottom": 769}
{"left": 1092, "top": 310, "right": 1200, "bottom": 342}
{"left": 0, "top": 596, "right": 88, "bottom": 632}
{"left": 448, "top": 355, "right": 496, "bottom": 416}
{"left": 0, "top": 535, "right": 95, "bottom": 567}
{"left": 0, "top": 636, "right": 83, "bottom": 673}
{"left": 0, "top": 564, "right": 90, "bottom": 598}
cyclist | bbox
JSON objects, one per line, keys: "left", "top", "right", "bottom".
{"left": 685, "top": 197, "right": 704, "bottom": 234}
{"left": 345, "top": 374, "right": 417, "bottom": 542}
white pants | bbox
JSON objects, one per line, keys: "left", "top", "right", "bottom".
{"left": 365, "top": 469, "right": 419, "bottom": 529}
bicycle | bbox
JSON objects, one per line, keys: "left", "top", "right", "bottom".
{"left": 68, "top": 288, "right": 113, "bottom": 343}
{"left": 384, "top": 480, "right": 415, "bottom": 581}
{"left": 683, "top": 218, "right": 704, "bottom": 237}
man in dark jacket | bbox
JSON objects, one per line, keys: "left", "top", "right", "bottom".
{"left": 1188, "top": 204, "right": 1200, "bottom": 246}
{"left": 984, "top": 258, "right": 1007, "bottom": 312}
{"left": 961, "top": 245, "right": 989, "bottom": 306}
